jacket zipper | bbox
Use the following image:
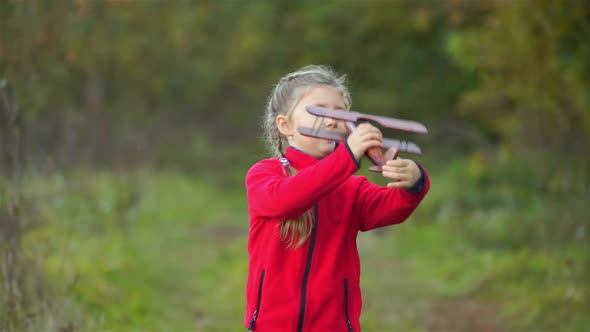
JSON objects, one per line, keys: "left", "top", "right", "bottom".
{"left": 296, "top": 205, "right": 318, "bottom": 332}
{"left": 344, "top": 279, "right": 353, "bottom": 332}
{"left": 248, "top": 270, "right": 266, "bottom": 331}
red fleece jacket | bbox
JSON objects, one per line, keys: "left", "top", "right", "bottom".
{"left": 244, "top": 143, "right": 430, "bottom": 332}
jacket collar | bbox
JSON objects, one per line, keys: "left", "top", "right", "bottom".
{"left": 283, "top": 146, "right": 322, "bottom": 169}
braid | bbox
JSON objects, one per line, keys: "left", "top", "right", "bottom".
{"left": 264, "top": 92, "right": 286, "bottom": 158}
{"left": 273, "top": 125, "right": 283, "bottom": 158}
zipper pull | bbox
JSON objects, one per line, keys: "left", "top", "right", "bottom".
{"left": 248, "top": 309, "right": 259, "bottom": 330}
{"left": 346, "top": 319, "right": 353, "bottom": 332}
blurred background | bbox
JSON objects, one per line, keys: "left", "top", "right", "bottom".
{"left": 1, "top": 0, "right": 588, "bottom": 331}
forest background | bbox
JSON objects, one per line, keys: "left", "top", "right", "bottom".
{"left": 1, "top": 1, "right": 588, "bottom": 331}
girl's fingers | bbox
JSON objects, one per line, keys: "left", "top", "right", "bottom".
{"left": 382, "top": 158, "right": 419, "bottom": 188}
{"left": 359, "top": 130, "right": 383, "bottom": 140}
{"left": 386, "top": 159, "right": 410, "bottom": 167}
{"left": 381, "top": 171, "right": 408, "bottom": 181}
{"left": 356, "top": 125, "right": 382, "bottom": 137}
{"left": 363, "top": 139, "right": 384, "bottom": 149}
{"left": 382, "top": 165, "right": 409, "bottom": 173}
{"left": 358, "top": 132, "right": 383, "bottom": 143}
{"left": 387, "top": 181, "right": 410, "bottom": 188}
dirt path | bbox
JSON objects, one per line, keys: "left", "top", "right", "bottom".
{"left": 424, "top": 296, "right": 505, "bottom": 332}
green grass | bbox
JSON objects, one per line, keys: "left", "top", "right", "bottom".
{"left": 20, "top": 170, "right": 250, "bottom": 331}
{"left": 5, "top": 165, "right": 589, "bottom": 331}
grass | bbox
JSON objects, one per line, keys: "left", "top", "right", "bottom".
{"left": 19, "top": 170, "right": 250, "bottom": 331}
{"left": 3, "top": 164, "right": 589, "bottom": 331}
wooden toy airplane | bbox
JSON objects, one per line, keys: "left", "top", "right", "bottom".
{"left": 298, "top": 105, "right": 428, "bottom": 172}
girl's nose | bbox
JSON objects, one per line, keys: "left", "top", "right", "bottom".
{"left": 323, "top": 117, "right": 338, "bottom": 129}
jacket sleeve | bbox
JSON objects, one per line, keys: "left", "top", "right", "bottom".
{"left": 354, "top": 164, "right": 430, "bottom": 231}
{"left": 246, "top": 143, "right": 359, "bottom": 219}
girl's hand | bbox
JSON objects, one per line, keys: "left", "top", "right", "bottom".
{"left": 381, "top": 159, "right": 422, "bottom": 189}
{"left": 346, "top": 123, "right": 383, "bottom": 161}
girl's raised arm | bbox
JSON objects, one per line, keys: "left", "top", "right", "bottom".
{"left": 354, "top": 164, "right": 430, "bottom": 231}
{"left": 246, "top": 143, "right": 359, "bottom": 219}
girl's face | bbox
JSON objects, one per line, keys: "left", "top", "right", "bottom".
{"left": 277, "top": 84, "right": 347, "bottom": 159}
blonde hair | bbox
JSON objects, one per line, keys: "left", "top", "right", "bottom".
{"left": 262, "top": 65, "right": 351, "bottom": 248}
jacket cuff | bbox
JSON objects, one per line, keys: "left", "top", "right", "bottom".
{"left": 344, "top": 141, "right": 361, "bottom": 169}
{"left": 405, "top": 163, "right": 425, "bottom": 193}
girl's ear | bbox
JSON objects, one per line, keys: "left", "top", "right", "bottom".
{"left": 276, "top": 114, "right": 292, "bottom": 137}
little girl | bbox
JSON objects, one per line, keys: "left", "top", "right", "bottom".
{"left": 244, "top": 65, "right": 429, "bottom": 331}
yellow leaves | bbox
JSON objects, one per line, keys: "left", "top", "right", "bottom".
{"left": 75, "top": 0, "right": 89, "bottom": 14}
{"left": 413, "top": 7, "right": 434, "bottom": 32}
{"left": 444, "top": 0, "right": 499, "bottom": 27}
{"left": 34, "top": 29, "right": 49, "bottom": 47}
{"left": 107, "top": 0, "right": 131, "bottom": 7}
{"left": 66, "top": 48, "right": 77, "bottom": 65}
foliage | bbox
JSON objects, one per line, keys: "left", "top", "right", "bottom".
{"left": 446, "top": 0, "right": 590, "bottom": 175}
{"left": 0, "top": 0, "right": 471, "bottom": 170}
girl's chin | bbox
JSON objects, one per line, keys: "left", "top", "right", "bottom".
{"left": 318, "top": 141, "right": 337, "bottom": 156}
